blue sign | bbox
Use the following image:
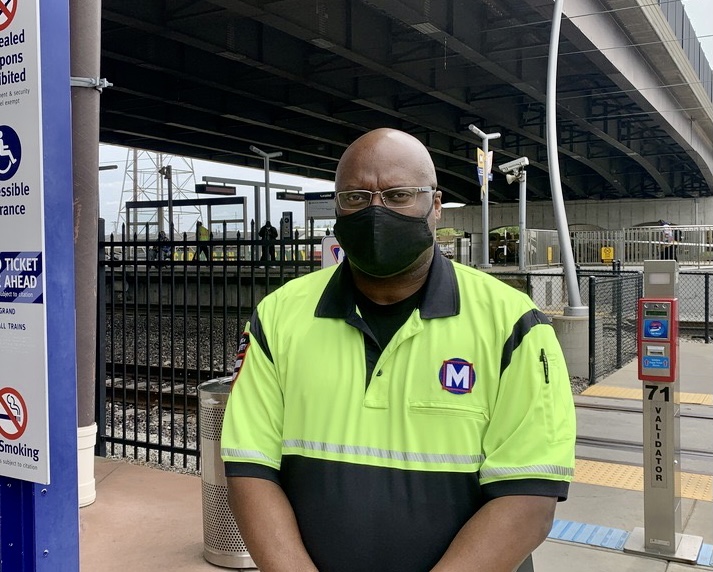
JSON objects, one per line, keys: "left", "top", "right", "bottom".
{"left": 642, "top": 356, "right": 669, "bottom": 369}
{"left": 643, "top": 319, "right": 668, "bottom": 339}
{"left": 0, "top": 124, "right": 21, "bottom": 181}
{"left": 476, "top": 166, "right": 493, "bottom": 186}
{"left": 0, "top": 251, "right": 43, "bottom": 303}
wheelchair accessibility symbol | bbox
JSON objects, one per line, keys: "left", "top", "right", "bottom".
{"left": 0, "top": 125, "right": 21, "bottom": 181}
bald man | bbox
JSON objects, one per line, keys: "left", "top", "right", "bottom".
{"left": 222, "top": 128, "right": 576, "bottom": 571}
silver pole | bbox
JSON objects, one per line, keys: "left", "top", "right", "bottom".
{"left": 546, "top": 0, "right": 585, "bottom": 314}
{"left": 468, "top": 125, "right": 501, "bottom": 268}
{"left": 250, "top": 145, "right": 282, "bottom": 228}
{"left": 482, "top": 136, "right": 490, "bottom": 268}
{"left": 519, "top": 169, "right": 527, "bottom": 271}
{"left": 254, "top": 185, "right": 261, "bottom": 236}
{"left": 265, "top": 157, "right": 271, "bottom": 225}
{"left": 166, "top": 165, "right": 173, "bottom": 236}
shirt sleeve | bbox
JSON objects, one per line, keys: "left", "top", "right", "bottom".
{"left": 221, "top": 309, "right": 284, "bottom": 482}
{"left": 479, "top": 309, "right": 576, "bottom": 501}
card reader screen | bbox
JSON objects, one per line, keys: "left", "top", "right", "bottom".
{"left": 643, "top": 319, "right": 669, "bottom": 338}
{"left": 644, "top": 310, "right": 668, "bottom": 317}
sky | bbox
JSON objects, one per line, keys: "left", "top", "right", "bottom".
{"left": 99, "top": 1, "right": 713, "bottom": 233}
{"left": 99, "top": 145, "right": 336, "bottom": 235}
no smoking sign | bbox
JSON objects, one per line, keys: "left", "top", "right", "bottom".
{"left": 0, "top": 0, "right": 17, "bottom": 32}
{"left": 0, "top": 386, "right": 28, "bottom": 440}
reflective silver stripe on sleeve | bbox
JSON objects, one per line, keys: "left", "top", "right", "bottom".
{"left": 221, "top": 448, "right": 281, "bottom": 467}
{"left": 282, "top": 439, "right": 484, "bottom": 465}
{"left": 480, "top": 464, "right": 575, "bottom": 479}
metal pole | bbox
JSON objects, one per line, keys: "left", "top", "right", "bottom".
{"left": 705, "top": 274, "right": 710, "bottom": 343}
{"left": 467, "top": 125, "right": 501, "bottom": 268}
{"left": 482, "top": 135, "right": 490, "bottom": 267}
{"left": 518, "top": 169, "right": 527, "bottom": 271}
{"left": 588, "top": 277, "right": 596, "bottom": 385}
{"left": 546, "top": 0, "right": 585, "bottom": 314}
{"left": 254, "top": 186, "right": 261, "bottom": 238}
{"left": 167, "top": 165, "right": 174, "bottom": 236}
{"left": 250, "top": 145, "right": 282, "bottom": 229}
{"left": 265, "top": 157, "right": 271, "bottom": 225}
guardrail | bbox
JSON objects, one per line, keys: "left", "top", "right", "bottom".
{"left": 571, "top": 225, "right": 713, "bottom": 267}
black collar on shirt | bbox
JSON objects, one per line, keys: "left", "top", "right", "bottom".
{"left": 314, "top": 245, "right": 460, "bottom": 320}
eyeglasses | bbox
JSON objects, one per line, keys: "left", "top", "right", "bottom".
{"left": 336, "top": 186, "right": 436, "bottom": 211}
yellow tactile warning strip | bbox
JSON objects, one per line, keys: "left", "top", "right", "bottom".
{"left": 581, "top": 385, "right": 713, "bottom": 405}
{"left": 574, "top": 459, "right": 713, "bottom": 501}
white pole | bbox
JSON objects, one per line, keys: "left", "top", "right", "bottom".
{"left": 264, "top": 157, "right": 270, "bottom": 226}
{"left": 468, "top": 124, "right": 501, "bottom": 268}
{"left": 518, "top": 169, "right": 527, "bottom": 271}
{"left": 250, "top": 145, "right": 282, "bottom": 229}
{"left": 546, "top": 0, "right": 585, "bottom": 313}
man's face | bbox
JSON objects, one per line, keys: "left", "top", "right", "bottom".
{"left": 334, "top": 133, "right": 442, "bottom": 229}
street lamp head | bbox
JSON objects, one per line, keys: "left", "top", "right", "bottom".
{"left": 250, "top": 145, "right": 283, "bottom": 159}
{"left": 468, "top": 124, "right": 486, "bottom": 139}
{"left": 468, "top": 124, "right": 501, "bottom": 140}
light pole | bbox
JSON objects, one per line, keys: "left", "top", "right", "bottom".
{"left": 468, "top": 124, "right": 501, "bottom": 268}
{"left": 158, "top": 165, "right": 173, "bottom": 237}
{"left": 499, "top": 157, "right": 529, "bottom": 271}
{"left": 250, "top": 145, "right": 282, "bottom": 229}
{"left": 546, "top": 0, "right": 584, "bottom": 314}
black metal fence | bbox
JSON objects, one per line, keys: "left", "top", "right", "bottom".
{"left": 97, "top": 239, "right": 713, "bottom": 467}
{"left": 96, "top": 223, "right": 322, "bottom": 468}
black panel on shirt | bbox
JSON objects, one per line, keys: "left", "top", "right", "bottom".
{"left": 248, "top": 310, "right": 273, "bottom": 363}
{"left": 279, "top": 455, "right": 481, "bottom": 572}
{"left": 277, "top": 456, "right": 544, "bottom": 572}
{"left": 224, "top": 461, "right": 280, "bottom": 483}
{"left": 499, "top": 308, "right": 550, "bottom": 376}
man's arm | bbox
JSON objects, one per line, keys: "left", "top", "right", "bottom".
{"left": 431, "top": 495, "right": 556, "bottom": 572}
{"left": 227, "top": 476, "right": 318, "bottom": 572}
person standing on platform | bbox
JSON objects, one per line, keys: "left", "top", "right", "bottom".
{"left": 659, "top": 219, "right": 677, "bottom": 261}
{"left": 258, "top": 220, "right": 278, "bottom": 261}
{"left": 221, "top": 128, "right": 576, "bottom": 572}
{"left": 196, "top": 220, "right": 210, "bottom": 261}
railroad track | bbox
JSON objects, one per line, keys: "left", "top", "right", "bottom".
{"left": 104, "top": 363, "right": 230, "bottom": 414}
{"left": 574, "top": 398, "right": 713, "bottom": 474}
{"left": 575, "top": 399, "right": 713, "bottom": 420}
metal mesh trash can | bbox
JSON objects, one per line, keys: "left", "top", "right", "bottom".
{"left": 199, "top": 377, "right": 257, "bottom": 569}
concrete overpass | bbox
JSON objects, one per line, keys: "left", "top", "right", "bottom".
{"left": 100, "top": 0, "right": 713, "bottom": 207}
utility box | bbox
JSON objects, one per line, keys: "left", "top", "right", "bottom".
{"left": 199, "top": 378, "right": 256, "bottom": 569}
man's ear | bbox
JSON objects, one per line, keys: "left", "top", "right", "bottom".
{"left": 434, "top": 190, "right": 442, "bottom": 220}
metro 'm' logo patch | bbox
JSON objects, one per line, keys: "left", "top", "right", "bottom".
{"left": 231, "top": 332, "right": 251, "bottom": 388}
{"left": 439, "top": 358, "right": 475, "bottom": 394}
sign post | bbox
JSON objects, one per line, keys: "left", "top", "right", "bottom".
{"left": 0, "top": 0, "right": 79, "bottom": 568}
{"left": 623, "top": 260, "right": 702, "bottom": 563}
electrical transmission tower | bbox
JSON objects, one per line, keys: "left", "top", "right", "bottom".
{"left": 114, "top": 149, "right": 202, "bottom": 236}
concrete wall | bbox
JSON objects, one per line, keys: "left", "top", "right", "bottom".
{"left": 439, "top": 196, "right": 713, "bottom": 234}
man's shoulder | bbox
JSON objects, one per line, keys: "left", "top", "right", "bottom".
{"left": 263, "top": 265, "right": 338, "bottom": 306}
{"left": 451, "top": 261, "right": 536, "bottom": 310}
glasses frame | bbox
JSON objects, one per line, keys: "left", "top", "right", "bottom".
{"left": 336, "top": 186, "right": 436, "bottom": 211}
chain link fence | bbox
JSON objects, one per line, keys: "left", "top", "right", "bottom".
{"left": 491, "top": 270, "right": 642, "bottom": 384}
{"left": 491, "top": 268, "right": 711, "bottom": 384}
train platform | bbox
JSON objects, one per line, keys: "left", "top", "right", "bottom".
{"left": 80, "top": 340, "right": 712, "bottom": 571}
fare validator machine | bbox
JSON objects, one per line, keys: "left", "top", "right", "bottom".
{"left": 623, "top": 260, "right": 703, "bottom": 563}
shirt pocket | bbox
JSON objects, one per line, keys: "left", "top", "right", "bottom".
{"left": 540, "top": 350, "right": 573, "bottom": 444}
{"left": 408, "top": 400, "right": 489, "bottom": 419}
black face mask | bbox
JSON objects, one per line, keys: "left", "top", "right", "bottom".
{"left": 333, "top": 205, "right": 435, "bottom": 277}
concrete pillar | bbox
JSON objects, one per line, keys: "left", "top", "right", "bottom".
{"left": 70, "top": 0, "right": 101, "bottom": 507}
{"left": 552, "top": 314, "right": 590, "bottom": 378}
